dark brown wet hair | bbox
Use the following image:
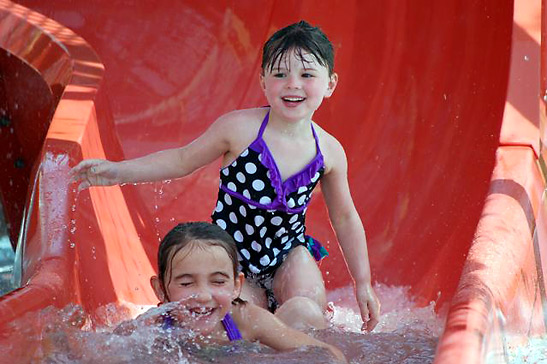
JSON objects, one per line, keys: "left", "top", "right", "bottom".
{"left": 157, "top": 222, "right": 240, "bottom": 299}
{"left": 262, "top": 20, "right": 335, "bottom": 76}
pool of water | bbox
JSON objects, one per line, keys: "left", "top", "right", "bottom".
{"left": 3, "top": 240, "right": 546, "bottom": 362}
{"left": 8, "top": 284, "right": 444, "bottom": 363}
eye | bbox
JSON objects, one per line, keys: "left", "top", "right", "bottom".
{"left": 302, "top": 73, "right": 314, "bottom": 78}
{"left": 179, "top": 282, "right": 193, "bottom": 287}
{"left": 273, "top": 72, "right": 286, "bottom": 78}
{"left": 212, "top": 280, "right": 227, "bottom": 286}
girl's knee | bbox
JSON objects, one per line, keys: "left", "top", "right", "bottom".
{"left": 274, "top": 273, "right": 327, "bottom": 309}
{"left": 276, "top": 296, "right": 327, "bottom": 330}
{"left": 295, "top": 286, "right": 327, "bottom": 309}
{"left": 274, "top": 247, "right": 327, "bottom": 306}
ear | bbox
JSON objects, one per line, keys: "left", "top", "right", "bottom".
{"left": 259, "top": 72, "right": 266, "bottom": 92}
{"left": 150, "top": 275, "right": 167, "bottom": 303}
{"left": 233, "top": 272, "right": 245, "bottom": 299}
{"left": 325, "top": 73, "right": 338, "bottom": 98}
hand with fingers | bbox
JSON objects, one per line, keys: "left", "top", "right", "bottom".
{"left": 355, "top": 282, "right": 381, "bottom": 332}
{"left": 70, "top": 159, "right": 121, "bottom": 191}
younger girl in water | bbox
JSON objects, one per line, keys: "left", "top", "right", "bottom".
{"left": 71, "top": 20, "right": 380, "bottom": 331}
{"left": 129, "top": 221, "right": 346, "bottom": 362}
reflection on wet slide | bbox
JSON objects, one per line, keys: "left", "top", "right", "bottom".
{"left": 0, "top": 0, "right": 546, "bottom": 363}
{"left": 0, "top": 203, "right": 14, "bottom": 296}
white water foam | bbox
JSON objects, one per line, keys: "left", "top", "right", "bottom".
{"left": 4, "top": 284, "right": 444, "bottom": 363}
{"left": 507, "top": 335, "right": 547, "bottom": 364}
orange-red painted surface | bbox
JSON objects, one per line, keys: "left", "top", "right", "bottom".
{"left": 0, "top": 0, "right": 545, "bottom": 362}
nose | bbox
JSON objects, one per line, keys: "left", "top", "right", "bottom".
{"left": 192, "top": 286, "right": 212, "bottom": 303}
{"left": 286, "top": 74, "right": 301, "bottom": 89}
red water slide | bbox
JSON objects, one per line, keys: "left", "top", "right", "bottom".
{"left": 0, "top": 0, "right": 545, "bottom": 362}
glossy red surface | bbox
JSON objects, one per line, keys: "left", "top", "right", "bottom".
{"left": 11, "top": 0, "right": 514, "bottom": 301}
{"left": 0, "top": 0, "right": 545, "bottom": 362}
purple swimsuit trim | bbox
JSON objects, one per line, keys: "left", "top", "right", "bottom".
{"left": 221, "top": 313, "right": 242, "bottom": 341}
{"left": 219, "top": 111, "right": 324, "bottom": 212}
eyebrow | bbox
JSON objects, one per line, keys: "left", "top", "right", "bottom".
{"left": 173, "top": 273, "right": 193, "bottom": 280}
{"left": 272, "top": 66, "right": 318, "bottom": 72}
{"left": 211, "top": 271, "right": 231, "bottom": 279}
{"left": 173, "top": 271, "right": 231, "bottom": 280}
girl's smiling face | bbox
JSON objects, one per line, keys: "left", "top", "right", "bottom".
{"left": 151, "top": 241, "right": 243, "bottom": 336}
{"left": 260, "top": 47, "right": 338, "bottom": 123}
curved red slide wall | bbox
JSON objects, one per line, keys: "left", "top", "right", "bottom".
{"left": 0, "top": 0, "right": 545, "bottom": 362}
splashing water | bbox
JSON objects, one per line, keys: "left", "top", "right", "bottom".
{"left": 320, "top": 284, "right": 444, "bottom": 363}
{"left": 4, "top": 284, "right": 445, "bottom": 363}
{"left": 507, "top": 335, "right": 547, "bottom": 363}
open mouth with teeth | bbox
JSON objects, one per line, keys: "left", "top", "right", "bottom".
{"left": 189, "top": 307, "right": 216, "bottom": 319}
{"left": 282, "top": 96, "right": 306, "bottom": 104}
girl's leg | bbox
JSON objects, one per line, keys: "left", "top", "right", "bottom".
{"left": 240, "top": 279, "right": 268, "bottom": 309}
{"left": 272, "top": 245, "right": 328, "bottom": 329}
{"left": 275, "top": 296, "right": 327, "bottom": 330}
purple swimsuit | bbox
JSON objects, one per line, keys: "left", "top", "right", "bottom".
{"left": 161, "top": 312, "right": 242, "bottom": 341}
{"left": 221, "top": 312, "right": 242, "bottom": 341}
{"left": 211, "top": 110, "right": 327, "bottom": 278}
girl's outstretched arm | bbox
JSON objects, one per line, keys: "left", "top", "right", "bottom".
{"left": 240, "top": 304, "right": 347, "bottom": 363}
{"left": 70, "top": 113, "right": 238, "bottom": 190}
{"left": 320, "top": 137, "right": 381, "bottom": 332}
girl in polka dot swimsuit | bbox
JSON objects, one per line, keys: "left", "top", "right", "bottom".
{"left": 211, "top": 110, "right": 326, "bottom": 313}
{"left": 72, "top": 20, "right": 380, "bottom": 332}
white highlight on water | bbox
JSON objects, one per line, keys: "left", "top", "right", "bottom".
{"left": 6, "top": 284, "right": 444, "bottom": 363}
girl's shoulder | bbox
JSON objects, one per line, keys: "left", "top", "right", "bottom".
{"left": 216, "top": 108, "right": 268, "bottom": 131}
{"left": 311, "top": 122, "right": 346, "bottom": 174}
{"left": 229, "top": 301, "right": 274, "bottom": 341}
{"left": 215, "top": 108, "right": 269, "bottom": 152}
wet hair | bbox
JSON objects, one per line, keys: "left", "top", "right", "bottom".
{"left": 157, "top": 222, "right": 240, "bottom": 299}
{"left": 262, "top": 20, "right": 335, "bottom": 76}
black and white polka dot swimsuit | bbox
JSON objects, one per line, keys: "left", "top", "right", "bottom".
{"left": 211, "top": 110, "right": 325, "bottom": 278}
